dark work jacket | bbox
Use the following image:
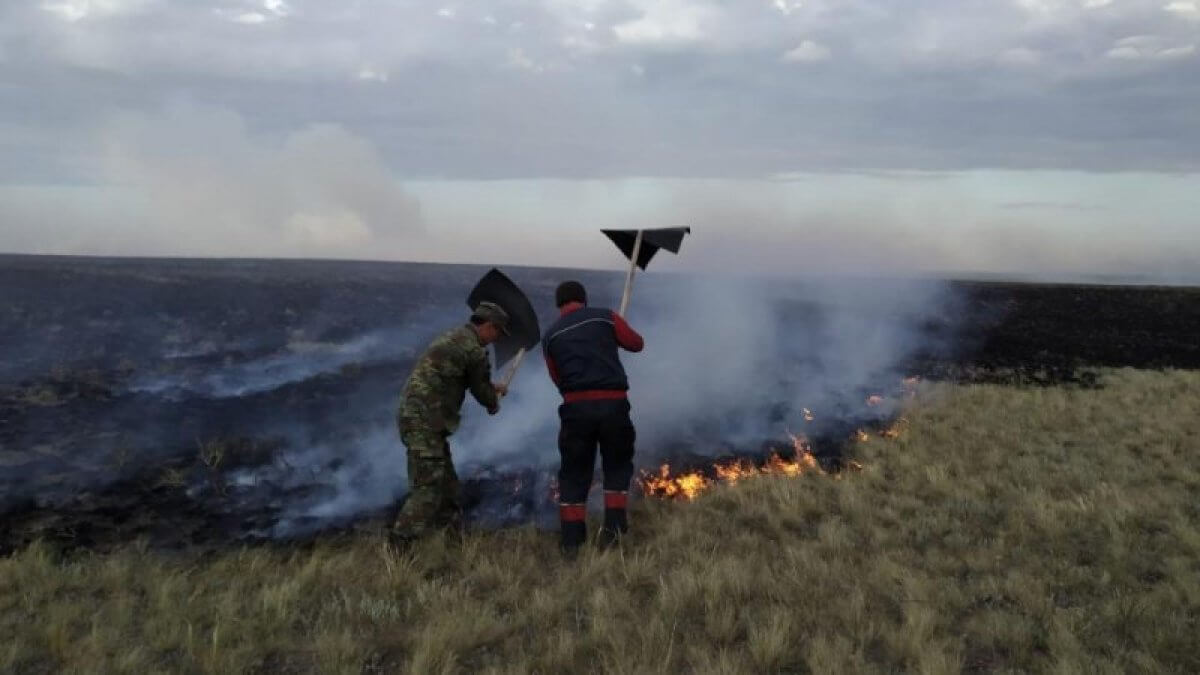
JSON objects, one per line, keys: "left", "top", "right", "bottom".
{"left": 543, "top": 303, "right": 644, "bottom": 400}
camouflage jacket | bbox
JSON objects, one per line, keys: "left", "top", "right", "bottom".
{"left": 399, "top": 324, "right": 498, "bottom": 434}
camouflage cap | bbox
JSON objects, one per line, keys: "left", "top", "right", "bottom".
{"left": 472, "top": 301, "right": 511, "bottom": 335}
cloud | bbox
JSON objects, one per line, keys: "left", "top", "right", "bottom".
{"left": 4, "top": 169, "right": 1199, "bottom": 280}
{"left": 506, "top": 47, "right": 545, "bottom": 72}
{"left": 1164, "top": 1, "right": 1200, "bottom": 19}
{"left": 106, "top": 103, "right": 422, "bottom": 251}
{"left": 998, "top": 47, "right": 1041, "bottom": 66}
{"left": 264, "top": 0, "right": 289, "bottom": 17}
{"left": 390, "top": 171, "right": 1200, "bottom": 281}
{"left": 782, "top": 40, "right": 831, "bottom": 63}
{"left": 356, "top": 66, "right": 388, "bottom": 82}
{"left": 213, "top": 0, "right": 289, "bottom": 26}
{"left": 2, "top": 0, "right": 1200, "bottom": 184}
{"left": 15, "top": 0, "right": 1195, "bottom": 78}
{"left": 772, "top": 0, "right": 803, "bottom": 16}
{"left": 612, "top": 0, "right": 712, "bottom": 46}
{"left": 998, "top": 200, "right": 1105, "bottom": 211}
{"left": 0, "top": 0, "right": 1196, "bottom": 277}
{"left": 0, "top": 102, "right": 424, "bottom": 257}
{"left": 1106, "top": 35, "right": 1197, "bottom": 60}
{"left": 40, "top": 0, "right": 157, "bottom": 22}
{"left": 220, "top": 11, "right": 267, "bottom": 25}
{"left": 1015, "top": 0, "right": 1113, "bottom": 13}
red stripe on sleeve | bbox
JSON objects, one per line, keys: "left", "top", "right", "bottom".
{"left": 544, "top": 350, "right": 561, "bottom": 387}
{"left": 611, "top": 312, "right": 644, "bottom": 353}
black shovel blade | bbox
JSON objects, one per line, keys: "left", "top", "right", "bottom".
{"left": 467, "top": 268, "right": 541, "bottom": 368}
{"left": 602, "top": 227, "right": 692, "bottom": 270}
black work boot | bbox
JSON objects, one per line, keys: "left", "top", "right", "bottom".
{"left": 561, "top": 520, "right": 586, "bottom": 559}
{"left": 597, "top": 508, "right": 628, "bottom": 549}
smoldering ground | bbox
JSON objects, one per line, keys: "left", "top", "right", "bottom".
{"left": 0, "top": 258, "right": 959, "bottom": 547}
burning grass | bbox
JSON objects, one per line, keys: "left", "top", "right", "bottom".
{"left": 638, "top": 435, "right": 843, "bottom": 500}
{"left": 639, "top": 436, "right": 822, "bottom": 500}
{"left": 636, "top": 381, "right": 914, "bottom": 501}
{"left": 3, "top": 368, "right": 1200, "bottom": 673}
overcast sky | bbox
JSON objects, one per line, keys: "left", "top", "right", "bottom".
{"left": 1, "top": 0, "right": 1197, "bottom": 279}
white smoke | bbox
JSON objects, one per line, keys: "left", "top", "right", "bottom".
{"left": 130, "top": 329, "right": 419, "bottom": 399}
{"left": 2, "top": 262, "right": 954, "bottom": 535}
{"left": 444, "top": 271, "right": 952, "bottom": 474}
{"left": 227, "top": 426, "right": 406, "bottom": 537}
{"left": 1, "top": 102, "right": 426, "bottom": 259}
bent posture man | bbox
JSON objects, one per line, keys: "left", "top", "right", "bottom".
{"left": 393, "top": 301, "right": 510, "bottom": 543}
{"left": 542, "top": 281, "right": 644, "bottom": 554}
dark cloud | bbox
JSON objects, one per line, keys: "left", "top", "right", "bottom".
{"left": 0, "top": 0, "right": 1197, "bottom": 181}
{"left": 0, "top": 0, "right": 1197, "bottom": 277}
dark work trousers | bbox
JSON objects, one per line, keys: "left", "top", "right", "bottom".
{"left": 557, "top": 399, "right": 636, "bottom": 550}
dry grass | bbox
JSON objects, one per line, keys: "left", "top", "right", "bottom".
{"left": 3, "top": 369, "right": 1199, "bottom": 674}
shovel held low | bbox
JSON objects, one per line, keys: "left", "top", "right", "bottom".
{"left": 500, "top": 348, "right": 526, "bottom": 389}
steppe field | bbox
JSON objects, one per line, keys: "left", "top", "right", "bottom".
{"left": 2, "top": 256, "right": 1198, "bottom": 673}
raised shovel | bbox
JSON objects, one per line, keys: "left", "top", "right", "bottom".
{"left": 466, "top": 267, "right": 542, "bottom": 391}
{"left": 601, "top": 227, "right": 692, "bottom": 316}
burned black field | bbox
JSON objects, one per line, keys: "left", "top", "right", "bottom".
{"left": 2, "top": 255, "right": 1198, "bottom": 555}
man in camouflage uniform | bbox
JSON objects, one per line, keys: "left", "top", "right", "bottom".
{"left": 392, "top": 301, "right": 510, "bottom": 543}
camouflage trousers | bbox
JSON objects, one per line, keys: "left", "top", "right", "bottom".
{"left": 392, "top": 424, "right": 462, "bottom": 540}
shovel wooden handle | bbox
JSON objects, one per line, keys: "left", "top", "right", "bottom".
{"left": 618, "top": 229, "right": 644, "bottom": 317}
{"left": 499, "top": 347, "right": 527, "bottom": 390}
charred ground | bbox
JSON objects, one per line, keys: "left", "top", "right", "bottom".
{"left": 902, "top": 279, "right": 1200, "bottom": 385}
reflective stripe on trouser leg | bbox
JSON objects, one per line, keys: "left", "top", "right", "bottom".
{"left": 559, "top": 503, "right": 587, "bottom": 522}
{"left": 603, "top": 491, "right": 628, "bottom": 509}
{"left": 560, "top": 502, "right": 587, "bottom": 549}
{"left": 602, "top": 491, "right": 628, "bottom": 534}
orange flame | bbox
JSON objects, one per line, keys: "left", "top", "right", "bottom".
{"left": 866, "top": 395, "right": 884, "bottom": 406}
{"left": 639, "top": 464, "right": 713, "bottom": 499}
{"left": 639, "top": 434, "right": 828, "bottom": 501}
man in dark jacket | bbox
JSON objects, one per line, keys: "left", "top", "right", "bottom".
{"left": 542, "top": 280, "right": 644, "bottom": 554}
